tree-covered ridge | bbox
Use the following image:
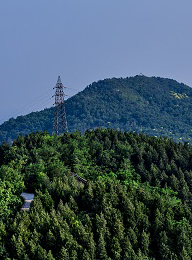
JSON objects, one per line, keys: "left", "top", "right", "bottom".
{"left": 1, "top": 75, "right": 192, "bottom": 144}
{"left": 1, "top": 129, "right": 192, "bottom": 259}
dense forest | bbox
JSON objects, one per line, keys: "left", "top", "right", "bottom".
{"left": 1, "top": 129, "right": 192, "bottom": 259}
{"left": 1, "top": 75, "right": 192, "bottom": 144}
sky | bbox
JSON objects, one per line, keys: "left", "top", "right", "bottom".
{"left": 0, "top": 0, "right": 192, "bottom": 123}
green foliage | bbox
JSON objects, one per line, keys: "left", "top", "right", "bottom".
{"left": 1, "top": 129, "right": 192, "bottom": 259}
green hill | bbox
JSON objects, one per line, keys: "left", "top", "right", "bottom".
{"left": 1, "top": 75, "right": 192, "bottom": 143}
{"left": 1, "top": 129, "right": 192, "bottom": 259}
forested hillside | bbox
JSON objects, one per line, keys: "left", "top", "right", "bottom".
{"left": 1, "top": 75, "right": 192, "bottom": 144}
{"left": 1, "top": 129, "right": 192, "bottom": 259}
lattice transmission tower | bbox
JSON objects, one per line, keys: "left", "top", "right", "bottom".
{"left": 53, "top": 76, "right": 68, "bottom": 135}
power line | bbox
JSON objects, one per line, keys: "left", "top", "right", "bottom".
{"left": 0, "top": 88, "right": 53, "bottom": 124}
{"left": 27, "top": 97, "right": 53, "bottom": 113}
{"left": 0, "top": 82, "right": 79, "bottom": 126}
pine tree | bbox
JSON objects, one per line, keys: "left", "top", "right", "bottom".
{"left": 140, "top": 231, "right": 150, "bottom": 255}
{"left": 82, "top": 249, "right": 92, "bottom": 260}
{"left": 122, "top": 236, "right": 137, "bottom": 260}
{"left": 58, "top": 247, "right": 70, "bottom": 260}
{"left": 96, "top": 234, "right": 108, "bottom": 260}
{"left": 158, "top": 231, "right": 172, "bottom": 259}
{"left": 110, "top": 237, "right": 122, "bottom": 260}
{"left": 180, "top": 246, "right": 191, "bottom": 260}
{"left": 47, "top": 250, "right": 55, "bottom": 260}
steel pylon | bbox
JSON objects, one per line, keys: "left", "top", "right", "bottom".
{"left": 53, "top": 76, "right": 68, "bottom": 135}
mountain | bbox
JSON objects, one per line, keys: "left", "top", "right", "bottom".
{"left": 1, "top": 75, "right": 192, "bottom": 144}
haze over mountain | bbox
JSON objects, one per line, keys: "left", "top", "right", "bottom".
{"left": 1, "top": 75, "right": 192, "bottom": 144}
{"left": 1, "top": 1, "right": 192, "bottom": 122}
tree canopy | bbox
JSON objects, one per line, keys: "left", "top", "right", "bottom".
{"left": 1, "top": 129, "right": 192, "bottom": 259}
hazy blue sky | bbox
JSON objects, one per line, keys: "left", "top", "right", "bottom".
{"left": 1, "top": 0, "right": 192, "bottom": 123}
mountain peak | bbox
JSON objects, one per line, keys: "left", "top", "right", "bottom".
{"left": 0, "top": 75, "right": 192, "bottom": 144}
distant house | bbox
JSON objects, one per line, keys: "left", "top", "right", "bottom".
{"left": 21, "top": 192, "right": 34, "bottom": 211}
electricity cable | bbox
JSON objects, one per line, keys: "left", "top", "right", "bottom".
{"left": 0, "top": 85, "right": 78, "bottom": 125}
{"left": 0, "top": 88, "right": 53, "bottom": 124}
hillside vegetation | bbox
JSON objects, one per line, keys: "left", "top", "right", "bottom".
{"left": 1, "top": 75, "right": 192, "bottom": 144}
{"left": 1, "top": 129, "right": 192, "bottom": 259}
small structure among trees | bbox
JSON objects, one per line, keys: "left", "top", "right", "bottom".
{"left": 21, "top": 192, "right": 34, "bottom": 211}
